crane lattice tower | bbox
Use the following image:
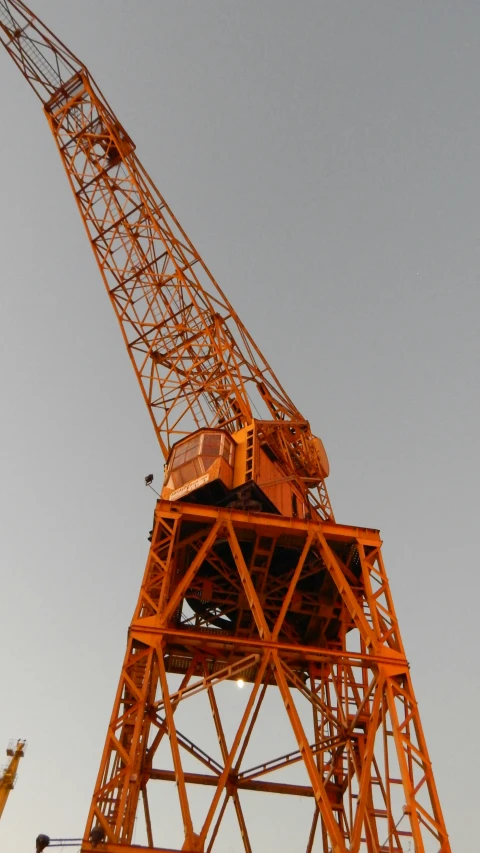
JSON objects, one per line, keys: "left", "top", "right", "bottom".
{"left": 0, "top": 3, "right": 450, "bottom": 851}
{"left": 0, "top": 740, "right": 26, "bottom": 821}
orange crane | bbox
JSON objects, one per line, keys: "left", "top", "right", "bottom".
{"left": 0, "top": 3, "right": 451, "bottom": 852}
{"left": 0, "top": 740, "right": 26, "bottom": 821}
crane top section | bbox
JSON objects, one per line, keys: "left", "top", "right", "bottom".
{"left": 0, "top": 0, "right": 82, "bottom": 101}
{"left": 0, "top": 739, "right": 26, "bottom": 820}
{"left": 0, "top": 0, "right": 333, "bottom": 520}
{"left": 5, "top": 738, "right": 26, "bottom": 758}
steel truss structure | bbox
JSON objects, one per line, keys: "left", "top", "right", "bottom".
{"left": 0, "top": 740, "right": 25, "bottom": 820}
{"left": 0, "top": 0, "right": 333, "bottom": 521}
{"left": 0, "top": 2, "right": 451, "bottom": 851}
{"left": 80, "top": 501, "right": 449, "bottom": 853}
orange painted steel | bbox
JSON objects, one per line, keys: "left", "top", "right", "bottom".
{"left": 79, "top": 502, "right": 450, "bottom": 852}
{"left": 0, "top": 740, "right": 26, "bottom": 820}
{"left": 0, "top": 2, "right": 451, "bottom": 851}
{"left": 0, "top": 0, "right": 332, "bottom": 522}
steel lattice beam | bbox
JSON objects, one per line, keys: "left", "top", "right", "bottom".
{"left": 79, "top": 501, "right": 450, "bottom": 852}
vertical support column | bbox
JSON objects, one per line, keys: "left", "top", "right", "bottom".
{"left": 80, "top": 503, "right": 451, "bottom": 853}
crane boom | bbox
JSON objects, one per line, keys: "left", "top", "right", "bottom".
{"left": 0, "top": 740, "right": 26, "bottom": 820}
{"left": 0, "top": 0, "right": 333, "bottom": 520}
{"left": 0, "top": 5, "right": 452, "bottom": 852}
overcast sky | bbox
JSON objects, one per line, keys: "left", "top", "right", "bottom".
{"left": 0, "top": 1, "right": 478, "bottom": 851}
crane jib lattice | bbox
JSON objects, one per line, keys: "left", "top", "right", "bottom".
{"left": 0, "top": 3, "right": 451, "bottom": 852}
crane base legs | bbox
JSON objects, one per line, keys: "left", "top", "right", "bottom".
{"left": 81, "top": 500, "right": 450, "bottom": 853}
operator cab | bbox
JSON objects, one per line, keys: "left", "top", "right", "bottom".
{"left": 162, "top": 430, "right": 235, "bottom": 505}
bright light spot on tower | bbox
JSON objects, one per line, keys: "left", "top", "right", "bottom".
{"left": 237, "top": 679, "right": 245, "bottom": 688}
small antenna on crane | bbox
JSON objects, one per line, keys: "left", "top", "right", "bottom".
{"left": 36, "top": 836, "right": 83, "bottom": 851}
{"left": 145, "top": 473, "right": 160, "bottom": 496}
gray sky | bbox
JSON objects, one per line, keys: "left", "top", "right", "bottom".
{"left": 0, "top": 1, "right": 478, "bottom": 850}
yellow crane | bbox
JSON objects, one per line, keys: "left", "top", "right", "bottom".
{"left": 0, "top": 740, "right": 26, "bottom": 820}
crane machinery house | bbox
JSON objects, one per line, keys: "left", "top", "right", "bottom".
{"left": 161, "top": 424, "right": 329, "bottom": 519}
